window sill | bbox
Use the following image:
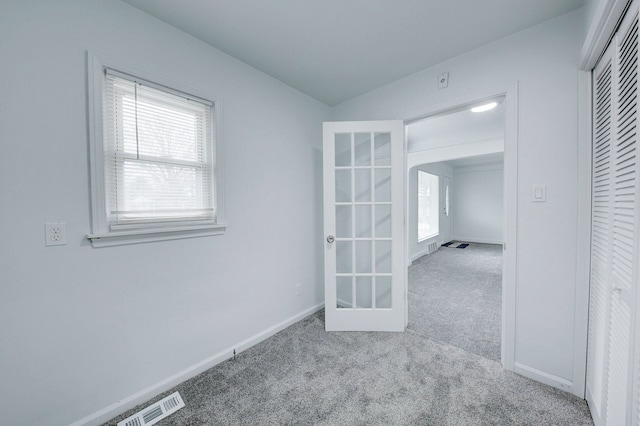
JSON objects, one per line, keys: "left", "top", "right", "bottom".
{"left": 87, "top": 223, "right": 226, "bottom": 248}
{"left": 418, "top": 233, "right": 439, "bottom": 243}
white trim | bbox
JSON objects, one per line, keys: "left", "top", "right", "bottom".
{"left": 69, "top": 302, "right": 325, "bottom": 426}
{"left": 404, "top": 128, "right": 410, "bottom": 328}
{"left": 580, "top": 0, "right": 630, "bottom": 70}
{"left": 403, "top": 82, "right": 518, "bottom": 372}
{"left": 409, "top": 249, "right": 429, "bottom": 264}
{"left": 416, "top": 234, "right": 439, "bottom": 243}
{"left": 87, "top": 223, "right": 227, "bottom": 247}
{"left": 572, "top": 70, "right": 592, "bottom": 399}
{"left": 407, "top": 138, "right": 503, "bottom": 170}
{"left": 514, "top": 362, "right": 574, "bottom": 393}
{"left": 452, "top": 162, "right": 504, "bottom": 174}
{"left": 585, "top": 385, "right": 605, "bottom": 426}
{"left": 450, "top": 236, "right": 503, "bottom": 245}
{"left": 502, "top": 83, "right": 518, "bottom": 372}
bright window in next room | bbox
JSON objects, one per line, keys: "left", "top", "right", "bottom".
{"left": 418, "top": 170, "right": 439, "bottom": 241}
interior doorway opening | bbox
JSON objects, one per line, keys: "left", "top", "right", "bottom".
{"left": 405, "top": 96, "right": 506, "bottom": 363}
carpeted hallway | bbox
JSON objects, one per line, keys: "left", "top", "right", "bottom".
{"left": 408, "top": 243, "right": 502, "bottom": 362}
{"left": 106, "top": 244, "right": 593, "bottom": 425}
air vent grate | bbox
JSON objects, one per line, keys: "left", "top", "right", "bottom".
{"left": 142, "top": 406, "right": 163, "bottom": 423}
{"left": 427, "top": 241, "right": 439, "bottom": 254}
{"left": 117, "top": 392, "right": 185, "bottom": 426}
{"left": 163, "top": 396, "right": 180, "bottom": 411}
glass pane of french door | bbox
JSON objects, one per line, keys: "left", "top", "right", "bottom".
{"left": 334, "top": 131, "right": 392, "bottom": 311}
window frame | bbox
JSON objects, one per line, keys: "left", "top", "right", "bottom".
{"left": 417, "top": 169, "right": 439, "bottom": 242}
{"left": 86, "top": 53, "right": 225, "bottom": 247}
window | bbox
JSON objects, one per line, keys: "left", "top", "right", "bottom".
{"left": 87, "top": 55, "right": 225, "bottom": 247}
{"left": 417, "top": 170, "right": 439, "bottom": 241}
{"left": 445, "top": 181, "right": 450, "bottom": 217}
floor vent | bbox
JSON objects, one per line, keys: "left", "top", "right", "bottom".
{"left": 117, "top": 392, "right": 185, "bottom": 426}
{"left": 427, "top": 241, "right": 439, "bottom": 254}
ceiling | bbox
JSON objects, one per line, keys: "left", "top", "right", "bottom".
{"left": 408, "top": 98, "right": 505, "bottom": 153}
{"left": 407, "top": 98, "right": 505, "bottom": 168}
{"left": 443, "top": 152, "right": 504, "bottom": 169}
{"left": 121, "top": 0, "right": 583, "bottom": 106}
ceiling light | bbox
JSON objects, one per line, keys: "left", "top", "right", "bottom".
{"left": 471, "top": 102, "right": 498, "bottom": 113}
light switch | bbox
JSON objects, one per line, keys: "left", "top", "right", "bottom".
{"left": 532, "top": 184, "right": 546, "bottom": 202}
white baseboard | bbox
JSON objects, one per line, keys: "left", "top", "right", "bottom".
{"left": 513, "top": 362, "right": 575, "bottom": 395}
{"left": 451, "top": 236, "right": 502, "bottom": 245}
{"left": 410, "top": 238, "right": 441, "bottom": 264}
{"left": 410, "top": 248, "right": 430, "bottom": 263}
{"left": 70, "top": 302, "right": 325, "bottom": 426}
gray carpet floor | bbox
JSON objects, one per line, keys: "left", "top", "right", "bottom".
{"left": 408, "top": 243, "right": 502, "bottom": 362}
{"left": 105, "top": 314, "right": 593, "bottom": 425}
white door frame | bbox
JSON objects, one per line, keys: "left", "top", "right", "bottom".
{"left": 403, "top": 82, "right": 518, "bottom": 371}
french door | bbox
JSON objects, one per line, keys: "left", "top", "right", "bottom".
{"left": 323, "top": 121, "right": 406, "bottom": 331}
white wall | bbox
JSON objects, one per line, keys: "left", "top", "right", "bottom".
{"left": 0, "top": 1, "right": 330, "bottom": 425}
{"left": 583, "top": 0, "right": 599, "bottom": 37}
{"left": 333, "top": 10, "right": 584, "bottom": 390}
{"left": 452, "top": 163, "right": 504, "bottom": 244}
{"left": 408, "top": 163, "right": 453, "bottom": 261}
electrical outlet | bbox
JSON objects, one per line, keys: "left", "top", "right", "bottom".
{"left": 45, "top": 222, "right": 67, "bottom": 246}
{"left": 295, "top": 283, "right": 302, "bottom": 296}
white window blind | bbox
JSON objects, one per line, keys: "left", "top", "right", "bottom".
{"left": 103, "top": 70, "right": 215, "bottom": 228}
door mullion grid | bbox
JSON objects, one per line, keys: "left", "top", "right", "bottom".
{"left": 350, "top": 132, "right": 357, "bottom": 310}
{"left": 370, "top": 132, "right": 377, "bottom": 309}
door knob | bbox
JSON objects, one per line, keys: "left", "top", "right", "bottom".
{"left": 327, "top": 235, "right": 335, "bottom": 243}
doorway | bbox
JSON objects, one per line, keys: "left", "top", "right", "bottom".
{"left": 405, "top": 92, "right": 512, "bottom": 365}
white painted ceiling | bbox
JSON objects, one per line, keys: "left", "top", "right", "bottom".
{"left": 121, "top": 0, "right": 583, "bottom": 106}
{"left": 408, "top": 98, "right": 505, "bottom": 153}
{"left": 443, "top": 152, "right": 504, "bottom": 169}
{"left": 407, "top": 98, "right": 505, "bottom": 168}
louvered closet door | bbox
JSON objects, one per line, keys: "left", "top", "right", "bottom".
{"left": 587, "top": 2, "right": 640, "bottom": 425}
{"left": 607, "top": 6, "right": 638, "bottom": 425}
{"left": 587, "top": 41, "right": 614, "bottom": 426}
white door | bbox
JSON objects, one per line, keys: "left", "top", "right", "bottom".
{"left": 323, "top": 120, "right": 406, "bottom": 331}
{"left": 586, "top": 2, "right": 640, "bottom": 424}
{"left": 586, "top": 38, "right": 613, "bottom": 426}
